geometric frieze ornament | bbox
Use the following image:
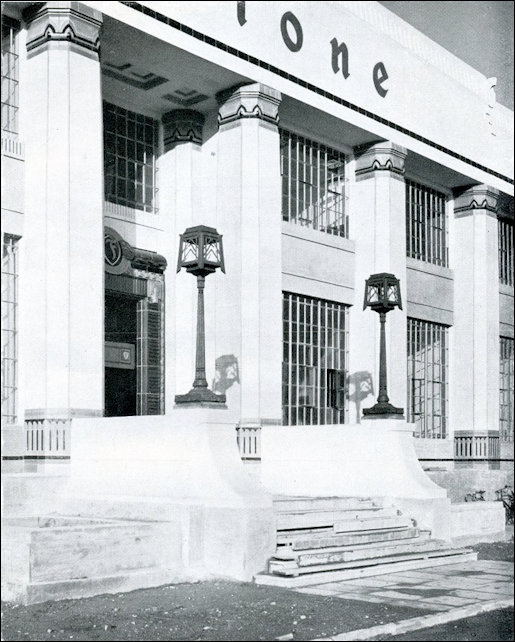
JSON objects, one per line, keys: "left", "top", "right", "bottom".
{"left": 24, "top": 2, "right": 102, "bottom": 59}
{"left": 217, "top": 82, "right": 282, "bottom": 128}
{"left": 162, "top": 110, "right": 205, "bottom": 152}
{"left": 163, "top": 88, "right": 209, "bottom": 108}
{"left": 102, "top": 62, "right": 168, "bottom": 90}
{"left": 453, "top": 184, "right": 500, "bottom": 217}
{"left": 354, "top": 141, "right": 407, "bottom": 180}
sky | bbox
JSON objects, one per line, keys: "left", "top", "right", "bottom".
{"left": 378, "top": 1, "right": 514, "bottom": 110}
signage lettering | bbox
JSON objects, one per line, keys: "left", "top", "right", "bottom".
{"left": 280, "top": 11, "right": 303, "bottom": 52}
{"left": 237, "top": 2, "right": 389, "bottom": 97}
{"left": 373, "top": 61, "right": 389, "bottom": 97}
{"left": 330, "top": 37, "right": 350, "bottom": 79}
{"left": 237, "top": 0, "right": 246, "bottom": 26}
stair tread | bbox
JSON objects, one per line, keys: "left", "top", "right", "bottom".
{"left": 255, "top": 551, "right": 478, "bottom": 587}
{"left": 277, "top": 526, "right": 419, "bottom": 543}
{"left": 269, "top": 548, "right": 475, "bottom": 576}
{"left": 273, "top": 535, "right": 440, "bottom": 559}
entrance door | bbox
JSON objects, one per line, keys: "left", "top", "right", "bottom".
{"left": 104, "top": 293, "right": 138, "bottom": 417}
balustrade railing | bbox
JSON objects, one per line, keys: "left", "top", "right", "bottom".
{"left": 454, "top": 430, "right": 500, "bottom": 460}
{"left": 236, "top": 425, "right": 261, "bottom": 460}
{"left": 25, "top": 419, "right": 71, "bottom": 459}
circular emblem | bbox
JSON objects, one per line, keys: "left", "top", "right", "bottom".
{"left": 104, "top": 233, "right": 123, "bottom": 267}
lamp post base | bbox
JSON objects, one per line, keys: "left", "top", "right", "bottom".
{"left": 175, "top": 387, "right": 227, "bottom": 408}
{"left": 363, "top": 401, "right": 404, "bottom": 418}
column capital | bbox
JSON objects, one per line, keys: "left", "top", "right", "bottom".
{"left": 162, "top": 110, "right": 205, "bottom": 152}
{"left": 217, "top": 83, "right": 281, "bottom": 128}
{"left": 453, "top": 184, "right": 500, "bottom": 216}
{"left": 24, "top": 1, "right": 102, "bottom": 58}
{"left": 354, "top": 141, "right": 407, "bottom": 180}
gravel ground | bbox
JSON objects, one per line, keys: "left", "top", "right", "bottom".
{"left": 1, "top": 537, "right": 513, "bottom": 642}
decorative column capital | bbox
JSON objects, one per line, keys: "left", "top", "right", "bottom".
{"left": 162, "top": 110, "right": 205, "bottom": 152}
{"left": 453, "top": 184, "right": 499, "bottom": 217}
{"left": 217, "top": 83, "right": 282, "bottom": 128}
{"left": 24, "top": 1, "right": 102, "bottom": 58}
{"left": 354, "top": 141, "right": 407, "bottom": 180}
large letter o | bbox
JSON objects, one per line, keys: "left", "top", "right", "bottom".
{"left": 281, "top": 12, "right": 303, "bottom": 52}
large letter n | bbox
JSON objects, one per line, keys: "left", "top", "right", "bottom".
{"left": 330, "top": 37, "right": 349, "bottom": 79}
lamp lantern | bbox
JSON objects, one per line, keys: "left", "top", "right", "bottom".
{"left": 362, "top": 272, "right": 404, "bottom": 417}
{"left": 175, "top": 225, "right": 226, "bottom": 407}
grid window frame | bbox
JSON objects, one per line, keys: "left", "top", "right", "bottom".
{"left": 2, "top": 235, "right": 19, "bottom": 424}
{"left": 500, "top": 336, "right": 514, "bottom": 442}
{"left": 1, "top": 16, "right": 20, "bottom": 136}
{"left": 103, "top": 102, "right": 159, "bottom": 214}
{"left": 498, "top": 217, "right": 514, "bottom": 287}
{"left": 407, "top": 318, "right": 449, "bottom": 439}
{"left": 280, "top": 129, "right": 348, "bottom": 238}
{"left": 406, "top": 179, "right": 448, "bottom": 267}
{"left": 282, "top": 292, "right": 348, "bottom": 426}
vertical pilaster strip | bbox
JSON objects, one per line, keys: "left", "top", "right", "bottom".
{"left": 215, "top": 83, "right": 283, "bottom": 426}
{"left": 349, "top": 141, "right": 408, "bottom": 422}
{"left": 452, "top": 185, "right": 500, "bottom": 463}
{"left": 161, "top": 109, "right": 205, "bottom": 408}
{"left": 19, "top": 2, "right": 104, "bottom": 427}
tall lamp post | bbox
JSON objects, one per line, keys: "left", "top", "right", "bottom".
{"left": 362, "top": 272, "right": 404, "bottom": 417}
{"left": 175, "top": 225, "right": 227, "bottom": 407}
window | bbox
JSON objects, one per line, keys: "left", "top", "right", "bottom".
{"left": 1, "top": 16, "right": 19, "bottom": 135}
{"left": 500, "top": 336, "right": 514, "bottom": 442}
{"left": 407, "top": 318, "right": 448, "bottom": 438}
{"left": 498, "top": 217, "right": 514, "bottom": 287}
{"left": 406, "top": 180, "right": 448, "bottom": 267}
{"left": 103, "top": 102, "right": 159, "bottom": 213}
{"left": 283, "top": 292, "right": 348, "bottom": 425}
{"left": 280, "top": 130, "right": 347, "bottom": 237}
{"left": 2, "top": 235, "right": 18, "bottom": 424}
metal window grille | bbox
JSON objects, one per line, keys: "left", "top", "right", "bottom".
{"left": 498, "top": 218, "right": 514, "bottom": 287}
{"left": 500, "top": 336, "right": 514, "bottom": 442}
{"left": 407, "top": 318, "right": 448, "bottom": 438}
{"left": 1, "top": 17, "right": 19, "bottom": 135}
{"left": 103, "top": 102, "right": 159, "bottom": 213}
{"left": 406, "top": 180, "right": 448, "bottom": 267}
{"left": 282, "top": 292, "right": 348, "bottom": 425}
{"left": 280, "top": 130, "right": 347, "bottom": 237}
{"left": 2, "top": 235, "right": 18, "bottom": 424}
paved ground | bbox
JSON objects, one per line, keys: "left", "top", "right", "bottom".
{"left": 1, "top": 539, "right": 513, "bottom": 641}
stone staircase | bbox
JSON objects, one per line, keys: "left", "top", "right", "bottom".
{"left": 254, "top": 496, "right": 477, "bottom": 587}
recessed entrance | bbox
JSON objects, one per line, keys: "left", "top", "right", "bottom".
{"left": 104, "top": 293, "right": 138, "bottom": 417}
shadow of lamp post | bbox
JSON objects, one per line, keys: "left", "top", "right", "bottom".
{"left": 175, "top": 225, "right": 227, "bottom": 407}
{"left": 362, "top": 272, "right": 404, "bottom": 418}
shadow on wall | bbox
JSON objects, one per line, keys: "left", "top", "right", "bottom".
{"left": 213, "top": 354, "right": 240, "bottom": 394}
{"left": 347, "top": 371, "right": 374, "bottom": 423}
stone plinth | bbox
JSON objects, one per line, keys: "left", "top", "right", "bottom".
{"left": 260, "top": 419, "right": 451, "bottom": 539}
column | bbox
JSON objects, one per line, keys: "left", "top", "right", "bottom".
{"left": 214, "top": 83, "right": 283, "bottom": 426}
{"left": 160, "top": 110, "right": 205, "bottom": 409}
{"left": 348, "top": 142, "right": 408, "bottom": 422}
{"left": 19, "top": 2, "right": 104, "bottom": 429}
{"left": 452, "top": 185, "right": 500, "bottom": 453}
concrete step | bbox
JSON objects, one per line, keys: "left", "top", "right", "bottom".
{"left": 254, "top": 550, "right": 478, "bottom": 587}
{"left": 273, "top": 496, "right": 382, "bottom": 513}
{"left": 275, "top": 506, "right": 402, "bottom": 531}
{"left": 274, "top": 539, "right": 448, "bottom": 567}
{"left": 276, "top": 526, "right": 425, "bottom": 548}
{"left": 268, "top": 547, "right": 474, "bottom": 576}
{"left": 273, "top": 532, "right": 436, "bottom": 561}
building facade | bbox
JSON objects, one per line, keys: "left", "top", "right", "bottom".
{"left": 1, "top": 2, "right": 514, "bottom": 491}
